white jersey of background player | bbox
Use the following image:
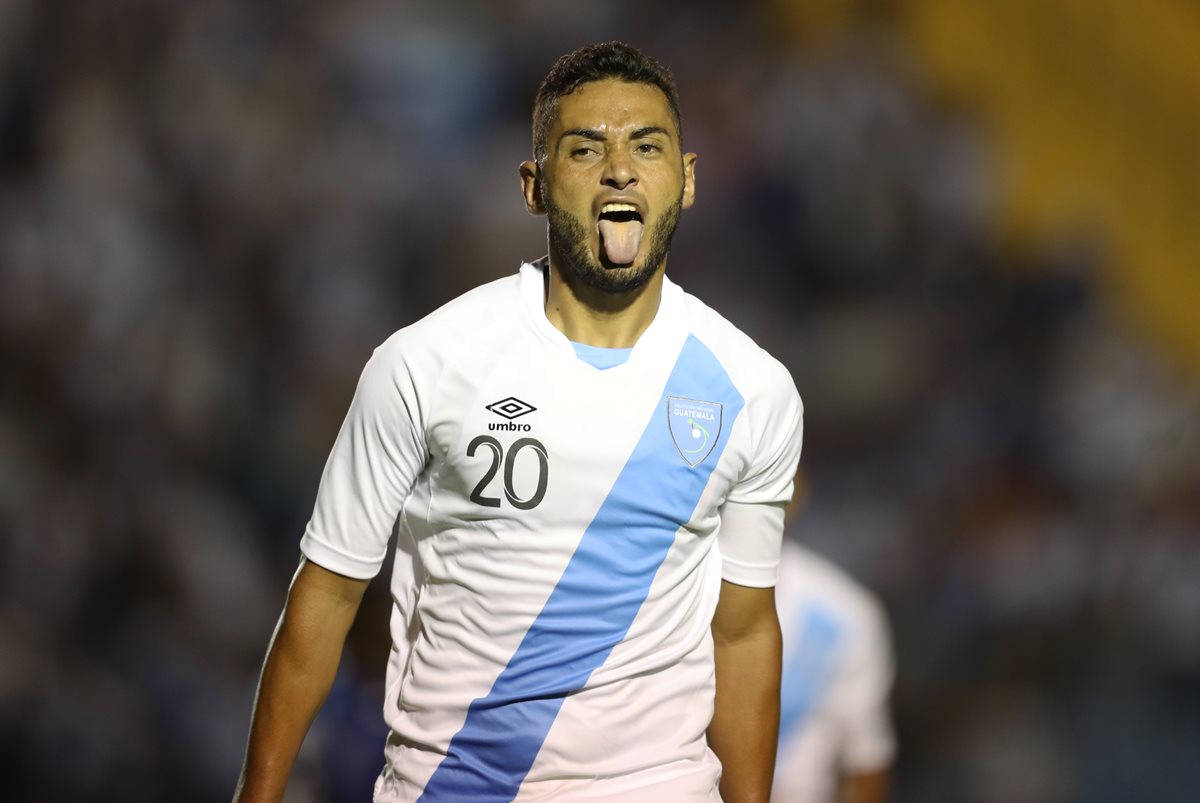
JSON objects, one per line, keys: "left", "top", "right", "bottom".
{"left": 235, "top": 42, "right": 803, "bottom": 803}
{"left": 773, "top": 539, "right": 896, "bottom": 803}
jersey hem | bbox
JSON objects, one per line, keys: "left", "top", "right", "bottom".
{"left": 300, "top": 526, "right": 384, "bottom": 579}
{"left": 719, "top": 555, "right": 779, "bottom": 587}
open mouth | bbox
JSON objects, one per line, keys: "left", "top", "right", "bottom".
{"left": 597, "top": 203, "right": 644, "bottom": 265}
{"left": 598, "top": 203, "right": 643, "bottom": 225}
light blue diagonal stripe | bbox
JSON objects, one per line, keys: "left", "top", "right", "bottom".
{"left": 417, "top": 334, "right": 744, "bottom": 802}
{"left": 778, "top": 603, "right": 843, "bottom": 749}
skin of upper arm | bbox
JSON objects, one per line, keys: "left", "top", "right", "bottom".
{"left": 843, "top": 768, "right": 890, "bottom": 803}
{"left": 281, "top": 559, "right": 371, "bottom": 642}
{"left": 295, "top": 559, "right": 370, "bottom": 603}
{"left": 712, "top": 579, "right": 780, "bottom": 644}
{"left": 708, "top": 580, "right": 782, "bottom": 803}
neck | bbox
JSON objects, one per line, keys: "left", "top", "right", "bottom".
{"left": 543, "top": 257, "right": 665, "bottom": 348}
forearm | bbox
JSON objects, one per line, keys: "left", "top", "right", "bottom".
{"left": 235, "top": 561, "right": 366, "bottom": 803}
{"left": 708, "top": 599, "right": 782, "bottom": 803}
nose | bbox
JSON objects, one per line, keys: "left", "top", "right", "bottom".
{"left": 601, "top": 147, "right": 637, "bottom": 190}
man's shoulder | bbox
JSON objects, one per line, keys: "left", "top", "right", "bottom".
{"left": 675, "top": 282, "right": 799, "bottom": 406}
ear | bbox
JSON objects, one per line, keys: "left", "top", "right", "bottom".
{"left": 519, "top": 160, "right": 546, "bottom": 215}
{"left": 681, "top": 152, "right": 697, "bottom": 209}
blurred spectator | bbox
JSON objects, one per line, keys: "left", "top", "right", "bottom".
{"left": 774, "top": 538, "right": 896, "bottom": 803}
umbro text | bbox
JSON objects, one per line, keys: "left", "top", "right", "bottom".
{"left": 488, "top": 422, "right": 532, "bottom": 432}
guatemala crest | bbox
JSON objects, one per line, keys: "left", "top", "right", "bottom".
{"left": 667, "top": 396, "right": 723, "bottom": 467}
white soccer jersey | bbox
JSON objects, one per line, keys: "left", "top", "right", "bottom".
{"left": 301, "top": 260, "right": 803, "bottom": 802}
{"left": 772, "top": 541, "right": 896, "bottom": 803}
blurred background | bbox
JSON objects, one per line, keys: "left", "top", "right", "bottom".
{"left": 2, "top": 1, "right": 1198, "bottom": 801}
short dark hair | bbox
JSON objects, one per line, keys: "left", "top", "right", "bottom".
{"left": 532, "top": 41, "right": 682, "bottom": 165}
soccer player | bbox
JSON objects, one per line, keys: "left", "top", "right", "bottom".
{"left": 234, "top": 41, "right": 803, "bottom": 803}
{"left": 773, "top": 538, "right": 896, "bottom": 803}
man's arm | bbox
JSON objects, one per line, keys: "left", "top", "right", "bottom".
{"left": 233, "top": 559, "right": 369, "bottom": 803}
{"left": 708, "top": 579, "right": 783, "bottom": 803}
{"left": 843, "top": 768, "right": 891, "bottom": 803}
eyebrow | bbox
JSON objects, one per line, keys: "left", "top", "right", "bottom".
{"left": 559, "top": 128, "right": 605, "bottom": 142}
{"left": 631, "top": 126, "right": 671, "bottom": 140}
{"left": 558, "top": 125, "right": 674, "bottom": 144}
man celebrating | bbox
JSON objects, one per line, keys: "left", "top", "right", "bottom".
{"left": 234, "top": 42, "right": 803, "bottom": 803}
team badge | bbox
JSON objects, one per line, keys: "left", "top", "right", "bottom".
{"left": 667, "top": 396, "right": 722, "bottom": 467}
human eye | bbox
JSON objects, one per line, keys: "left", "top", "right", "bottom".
{"left": 570, "top": 144, "right": 599, "bottom": 158}
{"left": 635, "top": 141, "right": 663, "bottom": 155}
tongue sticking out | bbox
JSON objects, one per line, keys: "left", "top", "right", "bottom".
{"left": 598, "top": 219, "right": 644, "bottom": 266}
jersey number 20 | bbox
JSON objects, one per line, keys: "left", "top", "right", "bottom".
{"left": 466, "top": 436, "right": 549, "bottom": 510}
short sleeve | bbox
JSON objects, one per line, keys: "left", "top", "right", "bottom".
{"left": 300, "top": 340, "right": 430, "bottom": 579}
{"left": 718, "top": 367, "right": 803, "bottom": 587}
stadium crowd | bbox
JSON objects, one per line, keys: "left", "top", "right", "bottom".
{"left": 1, "top": 2, "right": 1197, "bottom": 801}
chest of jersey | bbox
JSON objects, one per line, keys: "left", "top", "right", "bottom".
{"left": 419, "top": 332, "right": 746, "bottom": 548}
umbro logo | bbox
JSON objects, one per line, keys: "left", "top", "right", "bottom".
{"left": 486, "top": 397, "right": 536, "bottom": 431}
{"left": 486, "top": 397, "right": 537, "bottom": 420}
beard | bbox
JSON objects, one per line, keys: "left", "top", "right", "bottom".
{"left": 543, "top": 190, "right": 682, "bottom": 294}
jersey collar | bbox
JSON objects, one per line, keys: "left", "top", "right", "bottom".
{"left": 519, "top": 258, "right": 683, "bottom": 365}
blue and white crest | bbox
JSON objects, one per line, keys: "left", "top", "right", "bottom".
{"left": 667, "top": 396, "right": 723, "bottom": 467}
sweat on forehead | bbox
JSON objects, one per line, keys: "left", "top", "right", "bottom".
{"left": 532, "top": 41, "right": 683, "bottom": 164}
